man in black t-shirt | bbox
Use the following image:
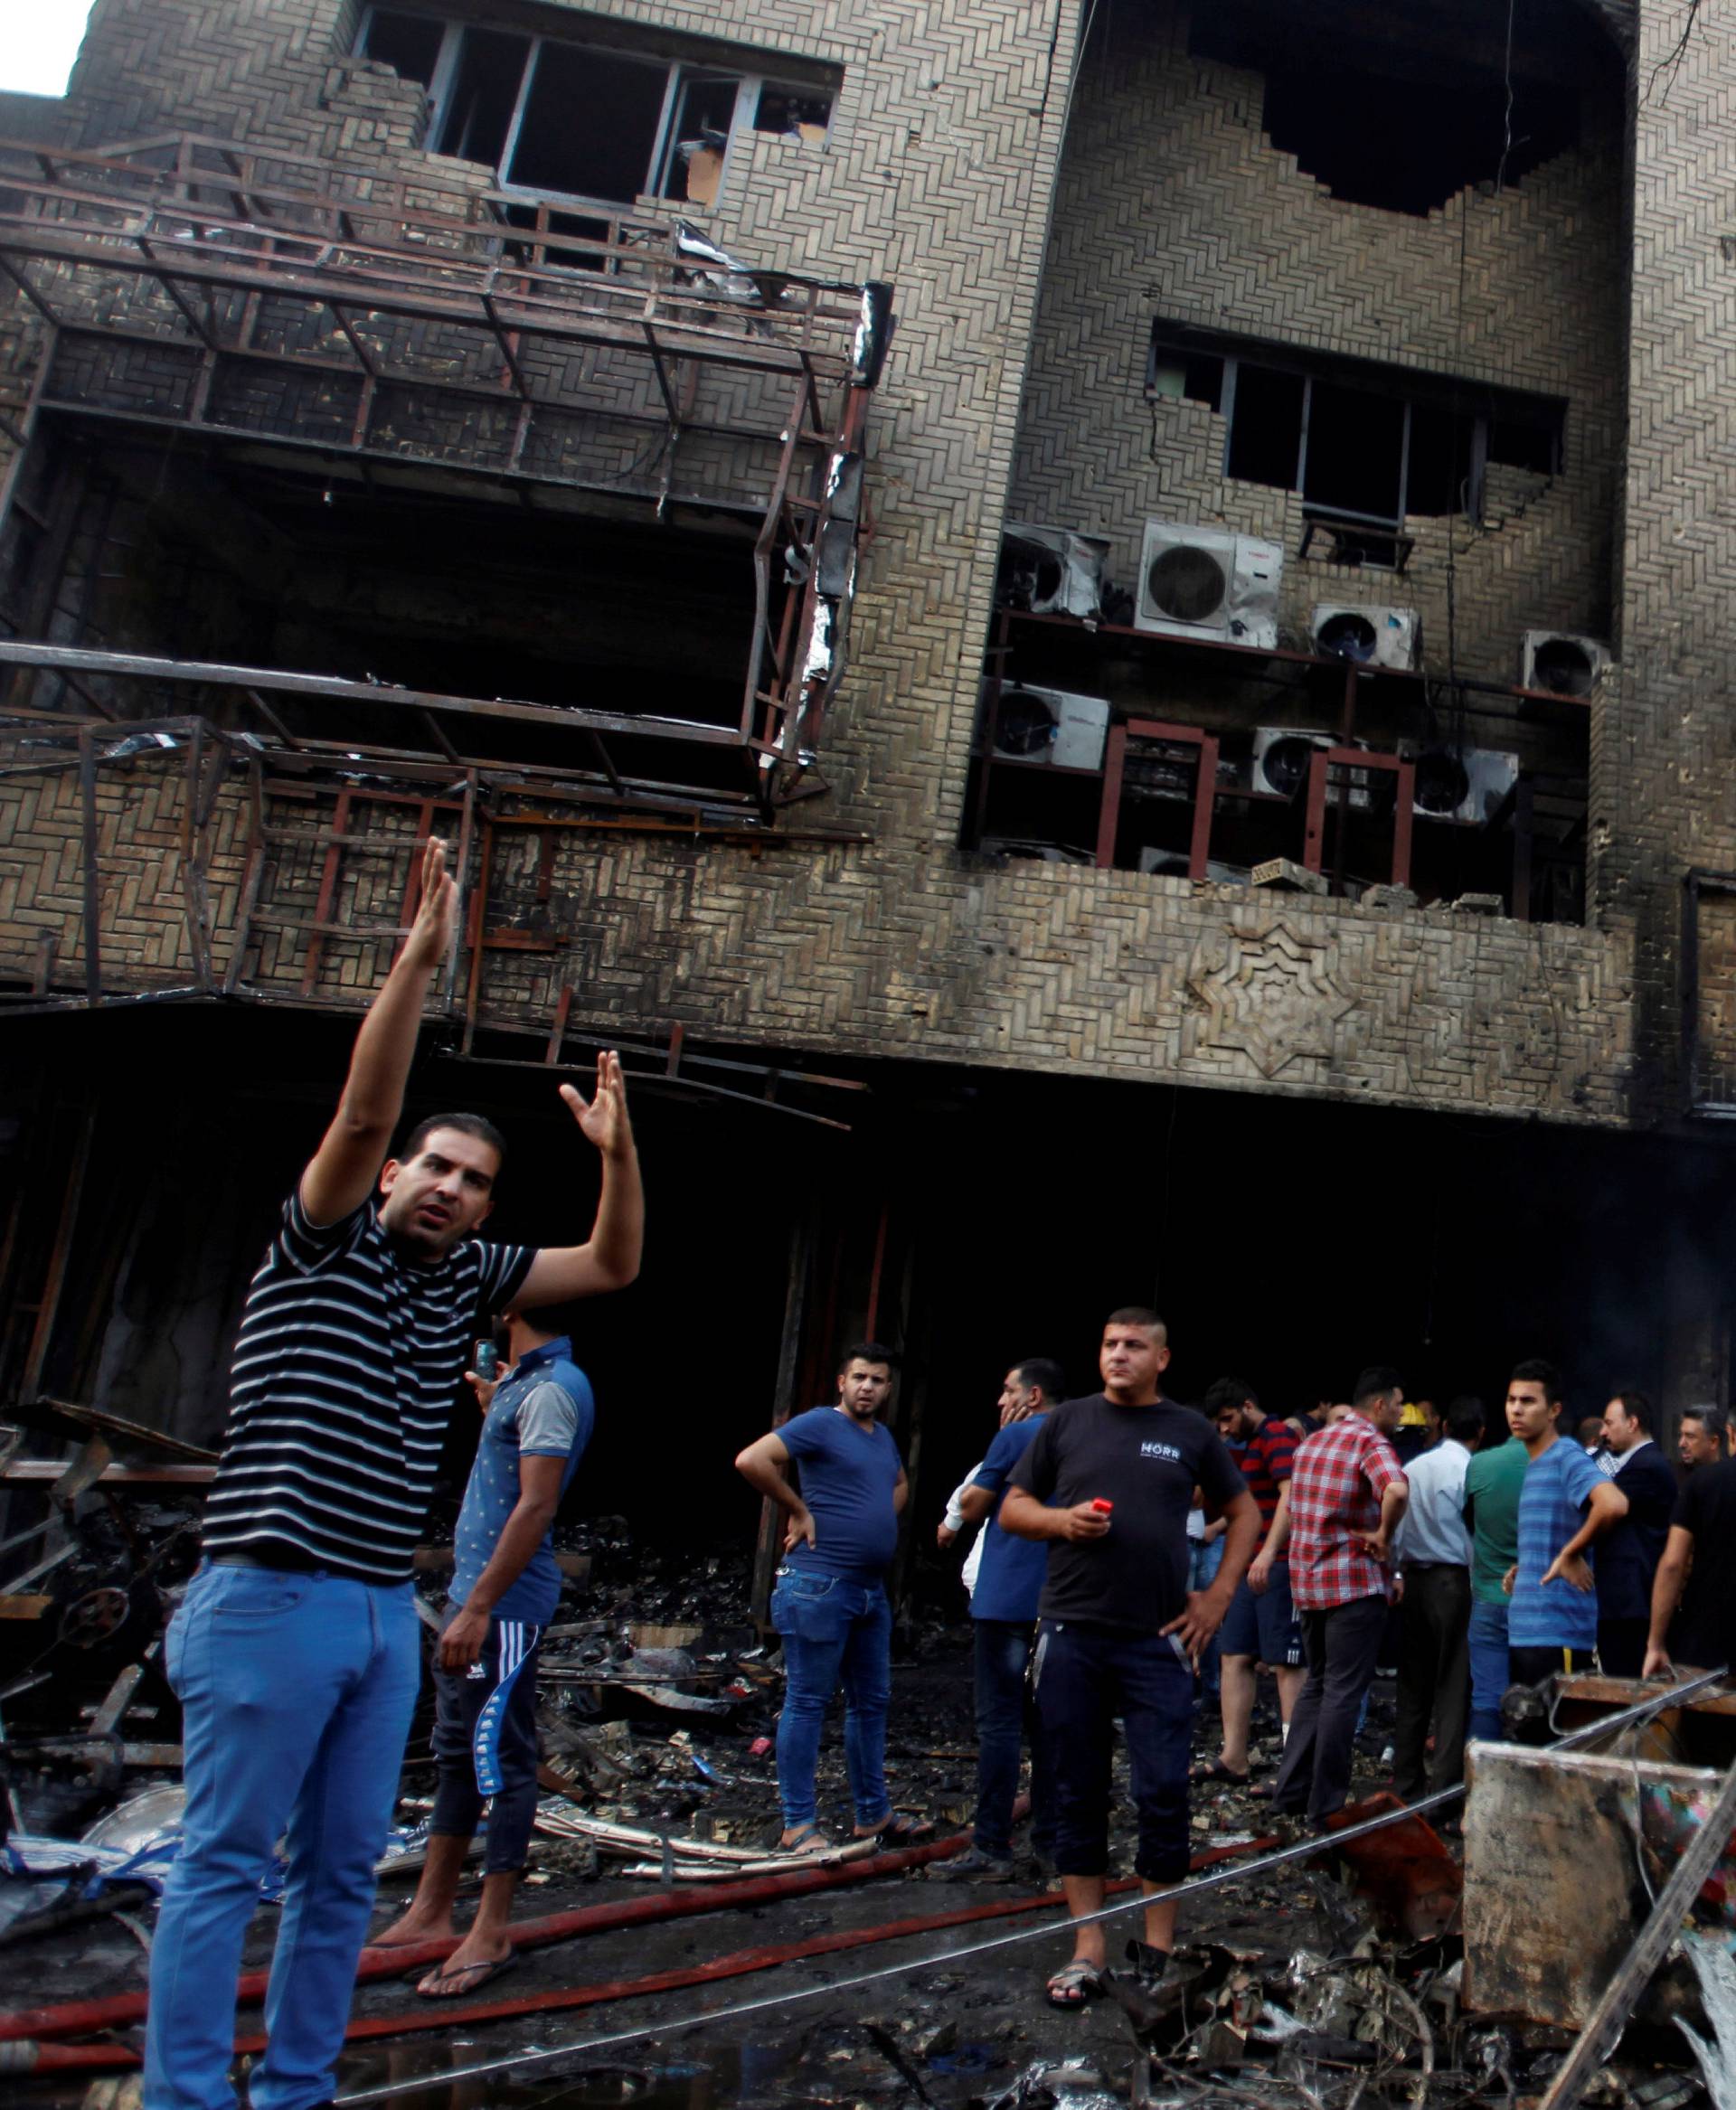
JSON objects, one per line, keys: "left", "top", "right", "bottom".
{"left": 1001, "top": 1308, "right": 1257, "bottom": 2010}
{"left": 1645, "top": 1450, "right": 1736, "bottom": 1678}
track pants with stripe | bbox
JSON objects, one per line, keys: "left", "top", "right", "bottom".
{"left": 429, "top": 1607, "right": 543, "bottom": 1874}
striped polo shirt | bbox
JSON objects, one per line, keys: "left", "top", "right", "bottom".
{"left": 201, "top": 1189, "right": 534, "bottom": 1583}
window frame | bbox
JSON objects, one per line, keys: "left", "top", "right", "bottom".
{"left": 358, "top": 5, "right": 826, "bottom": 213}
{"left": 1147, "top": 325, "right": 1564, "bottom": 534}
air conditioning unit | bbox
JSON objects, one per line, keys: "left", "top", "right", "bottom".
{"left": 1407, "top": 746, "right": 1521, "bottom": 825}
{"left": 1521, "top": 631, "right": 1610, "bottom": 699}
{"left": 1136, "top": 522, "right": 1281, "bottom": 648}
{"left": 996, "top": 523, "right": 1111, "bottom": 621}
{"left": 991, "top": 684, "right": 1110, "bottom": 771}
{"left": 1252, "top": 729, "right": 1396, "bottom": 814}
{"left": 1312, "top": 604, "right": 1421, "bottom": 672}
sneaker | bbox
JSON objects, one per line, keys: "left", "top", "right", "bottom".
{"left": 929, "top": 1843, "right": 1016, "bottom": 1881}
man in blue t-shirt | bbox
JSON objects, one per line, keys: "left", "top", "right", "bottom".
{"left": 372, "top": 1311, "right": 593, "bottom": 1994}
{"left": 736, "top": 1342, "right": 920, "bottom": 1853}
{"left": 1503, "top": 1359, "right": 1628, "bottom": 1687}
{"left": 933, "top": 1357, "right": 1066, "bottom": 1880}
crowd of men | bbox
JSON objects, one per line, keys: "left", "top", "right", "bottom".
{"left": 740, "top": 1323, "right": 1736, "bottom": 2011}
{"left": 137, "top": 835, "right": 1736, "bottom": 2104}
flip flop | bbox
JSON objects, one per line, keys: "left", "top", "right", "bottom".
{"left": 1047, "top": 1957, "right": 1103, "bottom": 2009}
{"left": 857, "top": 1813, "right": 934, "bottom": 1843}
{"left": 1192, "top": 1760, "right": 1250, "bottom": 1786}
{"left": 415, "top": 1952, "right": 519, "bottom": 2000}
{"left": 778, "top": 1823, "right": 835, "bottom": 1856}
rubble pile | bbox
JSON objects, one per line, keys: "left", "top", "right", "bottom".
{"left": 6, "top": 1460, "right": 1736, "bottom": 2110}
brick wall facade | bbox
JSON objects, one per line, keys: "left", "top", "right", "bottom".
{"left": 0, "top": 0, "right": 1682, "bottom": 1131}
{"left": 1010, "top": 1, "right": 1627, "bottom": 683}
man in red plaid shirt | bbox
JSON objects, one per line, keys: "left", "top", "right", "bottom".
{"left": 1269, "top": 1368, "right": 1409, "bottom": 1827}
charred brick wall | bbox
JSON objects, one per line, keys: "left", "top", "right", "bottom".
{"left": 0, "top": 0, "right": 1657, "bottom": 1126}
{"left": 1008, "top": 0, "right": 1628, "bottom": 683}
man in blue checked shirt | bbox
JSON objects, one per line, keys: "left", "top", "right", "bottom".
{"left": 370, "top": 1310, "right": 593, "bottom": 1996}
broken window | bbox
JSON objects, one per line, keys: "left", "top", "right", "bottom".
{"left": 359, "top": 8, "right": 444, "bottom": 89}
{"left": 1151, "top": 325, "right": 1566, "bottom": 541}
{"left": 433, "top": 28, "right": 529, "bottom": 167}
{"left": 1224, "top": 365, "right": 1304, "bottom": 489}
{"left": 509, "top": 45, "right": 665, "bottom": 201}
{"left": 355, "top": 7, "right": 836, "bottom": 210}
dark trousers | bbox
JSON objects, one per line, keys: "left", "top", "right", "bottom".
{"left": 1509, "top": 1643, "right": 1594, "bottom": 1688}
{"left": 1392, "top": 1565, "right": 1471, "bottom": 1801}
{"left": 1033, "top": 1620, "right": 1194, "bottom": 1882}
{"left": 1597, "top": 1617, "right": 1648, "bottom": 1677}
{"left": 972, "top": 1617, "right": 1056, "bottom": 1860}
{"left": 1271, "top": 1594, "right": 1388, "bottom": 1825}
{"left": 429, "top": 1611, "right": 543, "bottom": 1875}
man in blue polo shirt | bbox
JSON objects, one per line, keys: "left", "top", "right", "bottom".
{"left": 736, "top": 1343, "right": 922, "bottom": 1853}
{"left": 370, "top": 1309, "right": 593, "bottom": 1994}
{"left": 1504, "top": 1359, "right": 1628, "bottom": 1686}
{"left": 934, "top": 1357, "right": 1065, "bottom": 1880}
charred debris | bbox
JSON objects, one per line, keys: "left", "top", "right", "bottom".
{"left": 7, "top": 1409, "right": 1736, "bottom": 2107}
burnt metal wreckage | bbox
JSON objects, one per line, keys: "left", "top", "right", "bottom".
{"left": 5, "top": 1423, "right": 1736, "bottom": 2110}
{"left": 0, "top": 132, "right": 895, "bottom": 1059}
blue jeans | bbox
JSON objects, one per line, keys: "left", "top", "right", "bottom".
{"left": 144, "top": 1563, "right": 420, "bottom": 2110}
{"left": 1467, "top": 1598, "right": 1511, "bottom": 1745}
{"left": 1033, "top": 1620, "right": 1194, "bottom": 1881}
{"left": 972, "top": 1617, "right": 1055, "bottom": 1860}
{"left": 769, "top": 1568, "right": 892, "bottom": 1831}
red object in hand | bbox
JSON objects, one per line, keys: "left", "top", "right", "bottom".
{"left": 1091, "top": 1499, "right": 1114, "bottom": 1514}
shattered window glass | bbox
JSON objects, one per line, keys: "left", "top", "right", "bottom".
{"left": 753, "top": 84, "right": 834, "bottom": 138}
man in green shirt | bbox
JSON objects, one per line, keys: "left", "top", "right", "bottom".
{"left": 1462, "top": 1419, "right": 1529, "bottom": 1741}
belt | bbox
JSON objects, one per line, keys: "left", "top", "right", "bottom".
{"left": 208, "top": 1543, "right": 324, "bottom": 1574}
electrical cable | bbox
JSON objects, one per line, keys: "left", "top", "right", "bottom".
{"left": 334, "top": 1669, "right": 1729, "bottom": 2105}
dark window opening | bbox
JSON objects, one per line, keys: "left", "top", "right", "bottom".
{"left": 754, "top": 83, "right": 834, "bottom": 136}
{"left": 1302, "top": 382, "right": 1403, "bottom": 523}
{"left": 433, "top": 28, "right": 529, "bottom": 166}
{"left": 1151, "top": 325, "right": 1566, "bottom": 532}
{"left": 1146, "top": 349, "right": 1224, "bottom": 410}
{"left": 509, "top": 44, "right": 666, "bottom": 199}
{"left": 361, "top": 9, "right": 445, "bottom": 89}
{"left": 1488, "top": 414, "right": 1561, "bottom": 476}
{"left": 1405, "top": 402, "right": 1474, "bottom": 517}
{"left": 1226, "top": 364, "right": 1303, "bottom": 488}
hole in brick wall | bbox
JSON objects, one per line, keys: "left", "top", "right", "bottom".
{"left": 1260, "top": 61, "right": 1578, "bottom": 215}
{"left": 1186, "top": 0, "right": 1612, "bottom": 217}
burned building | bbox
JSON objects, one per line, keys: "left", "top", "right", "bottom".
{"left": 0, "top": 0, "right": 1731, "bottom": 1547}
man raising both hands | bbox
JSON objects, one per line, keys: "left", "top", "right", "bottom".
{"left": 1000, "top": 1311, "right": 1258, "bottom": 2009}
{"left": 145, "top": 840, "right": 643, "bottom": 2110}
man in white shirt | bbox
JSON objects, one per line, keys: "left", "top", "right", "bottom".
{"left": 1390, "top": 1395, "right": 1484, "bottom": 1804}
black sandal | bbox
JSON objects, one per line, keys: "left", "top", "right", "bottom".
{"left": 1047, "top": 1958, "right": 1103, "bottom": 2008}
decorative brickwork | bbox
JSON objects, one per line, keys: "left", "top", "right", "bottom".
{"left": 0, "top": 0, "right": 1680, "bottom": 1133}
